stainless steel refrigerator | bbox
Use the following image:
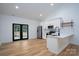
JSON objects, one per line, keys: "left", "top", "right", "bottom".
{"left": 37, "top": 26, "right": 42, "bottom": 39}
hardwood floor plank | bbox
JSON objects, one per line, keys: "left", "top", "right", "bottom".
{"left": 0, "top": 39, "right": 79, "bottom": 56}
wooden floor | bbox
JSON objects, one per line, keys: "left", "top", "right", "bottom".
{"left": 0, "top": 39, "right": 79, "bottom": 56}
{"left": 58, "top": 44, "right": 79, "bottom": 56}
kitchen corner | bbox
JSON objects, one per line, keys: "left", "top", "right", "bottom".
{"left": 46, "top": 33, "right": 74, "bottom": 55}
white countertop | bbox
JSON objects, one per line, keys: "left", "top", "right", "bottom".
{"left": 47, "top": 33, "right": 73, "bottom": 39}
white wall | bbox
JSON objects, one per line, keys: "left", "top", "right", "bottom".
{"left": 0, "top": 15, "right": 39, "bottom": 43}
{"left": 40, "top": 4, "right": 79, "bottom": 45}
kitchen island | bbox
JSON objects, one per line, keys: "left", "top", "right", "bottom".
{"left": 46, "top": 34, "right": 74, "bottom": 55}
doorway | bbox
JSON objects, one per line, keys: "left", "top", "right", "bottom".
{"left": 13, "top": 23, "right": 29, "bottom": 41}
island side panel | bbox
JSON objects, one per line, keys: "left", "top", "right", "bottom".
{"left": 47, "top": 36, "right": 59, "bottom": 54}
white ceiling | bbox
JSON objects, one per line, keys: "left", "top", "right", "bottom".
{"left": 0, "top": 3, "right": 63, "bottom": 21}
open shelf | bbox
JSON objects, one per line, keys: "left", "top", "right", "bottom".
{"left": 61, "top": 20, "right": 73, "bottom": 27}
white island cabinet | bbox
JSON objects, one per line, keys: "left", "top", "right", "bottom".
{"left": 46, "top": 34, "right": 73, "bottom": 55}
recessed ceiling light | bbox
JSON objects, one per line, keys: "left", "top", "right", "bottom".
{"left": 40, "top": 14, "right": 43, "bottom": 16}
{"left": 50, "top": 3, "right": 54, "bottom": 6}
{"left": 16, "top": 6, "right": 19, "bottom": 9}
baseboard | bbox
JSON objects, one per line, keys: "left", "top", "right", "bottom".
{"left": 28, "top": 38, "right": 40, "bottom": 40}
{"left": 29, "top": 38, "right": 37, "bottom": 40}
{"left": 0, "top": 43, "right": 1, "bottom": 46}
{"left": 70, "top": 42, "right": 79, "bottom": 45}
{"left": 1, "top": 41, "right": 13, "bottom": 46}
{"left": 29, "top": 37, "right": 46, "bottom": 40}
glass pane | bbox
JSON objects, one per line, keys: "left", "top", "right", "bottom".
{"left": 22, "top": 25, "right": 27, "bottom": 38}
{"left": 14, "top": 25, "right": 20, "bottom": 40}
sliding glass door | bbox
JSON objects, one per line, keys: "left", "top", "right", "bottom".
{"left": 13, "top": 24, "right": 28, "bottom": 41}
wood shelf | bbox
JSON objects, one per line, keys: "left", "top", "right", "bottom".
{"left": 61, "top": 20, "right": 73, "bottom": 27}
